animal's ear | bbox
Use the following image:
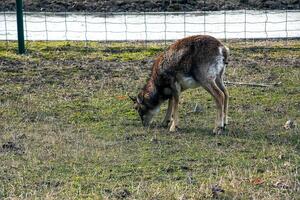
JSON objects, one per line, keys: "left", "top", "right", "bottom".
{"left": 128, "top": 95, "right": 136, "bottom": 103}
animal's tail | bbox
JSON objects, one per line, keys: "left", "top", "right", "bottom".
{"left": 222, "top": 46, "right": 230, "bottom": 65}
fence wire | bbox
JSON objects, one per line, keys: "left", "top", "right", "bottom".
{"left": 1, "top": 10, "right": 300, "bottom": 43}
{"left": 1, "top": 0, "right": 300, "bottom": 46}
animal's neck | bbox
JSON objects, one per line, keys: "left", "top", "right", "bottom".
{"left": 143, "top": 79, "right": 160, "bottom": 109}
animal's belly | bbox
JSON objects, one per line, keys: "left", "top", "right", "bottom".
{"left": 178, "top": 75, "right": 201, "bottom": 90}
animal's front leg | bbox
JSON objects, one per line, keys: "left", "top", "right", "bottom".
{"left": 169, "top": 96, "right": 179, "bottom": 132}
{"left": 169, "top": 82, "right": 181, "bottom": 132}
{"left": 162, "top": 98, "right": 174, "bottom": 127}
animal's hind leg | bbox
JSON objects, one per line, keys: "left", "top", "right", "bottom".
{"left": 203, "top": 79, "right": 225, "bottom": 134}
{"left": 216, "top": 75, "right": 229, "bottom": 127}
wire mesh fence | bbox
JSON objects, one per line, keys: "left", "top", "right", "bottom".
{"left": 0, "top": 0, "right": 300, "bottom": 51}
{"left": 1, "top": 10, "right": 300, "bottom": 42}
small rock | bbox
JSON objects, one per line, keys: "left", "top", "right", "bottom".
{"left": 274, "top": 181, "right": 289, "bottom": 189}
{"left": 211, "top": 184, "right": 225, "bottom": 198}
{"left": 114, "top": 188, "right": 131, "bottom": 199}
{"left": 2, "top": 141, "right": 17, "bottom": 150}
{"left": 284, "top": 120, "right": 297, "bottom": 130}
{"left": 1, "top": 141, "right": 24, "bottom": 155}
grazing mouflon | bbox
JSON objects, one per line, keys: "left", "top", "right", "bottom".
{"left": 130, "top": 35, "right": 229, "bottom": 134}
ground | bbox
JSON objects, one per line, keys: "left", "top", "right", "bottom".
{"left": 1, "top": 0, "right": 300, "bottom": 12}
{"left": 0, "top": 39, "right": 299, "bottom": 199}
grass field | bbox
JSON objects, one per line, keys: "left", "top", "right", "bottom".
{"left": 0, "top": 39, "right": 299, "bottom": 199}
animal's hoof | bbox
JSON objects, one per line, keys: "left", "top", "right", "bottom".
{"left": 213, "top": 127, "right": 225, "bottom": 135}
{"left": 169, "top": 126, "right": 179, "bottom": 132}
{"left": 169, "top": 127, "right": 176, "bottom": 132}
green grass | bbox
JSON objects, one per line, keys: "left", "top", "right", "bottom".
{"left": 0, "top": 40, "right": 299, "bottom": 199}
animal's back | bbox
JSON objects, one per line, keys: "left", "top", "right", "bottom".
{"left": 158, "top": 35, "right": 228, "bottom": 76}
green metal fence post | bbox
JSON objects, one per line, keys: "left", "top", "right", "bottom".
{"left": 16, "top": 0, "right": 25, "bottom": 54}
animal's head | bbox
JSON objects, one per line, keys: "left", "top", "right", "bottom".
{"left": 129, "top": 94, "right": 157, "bottom": 126}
